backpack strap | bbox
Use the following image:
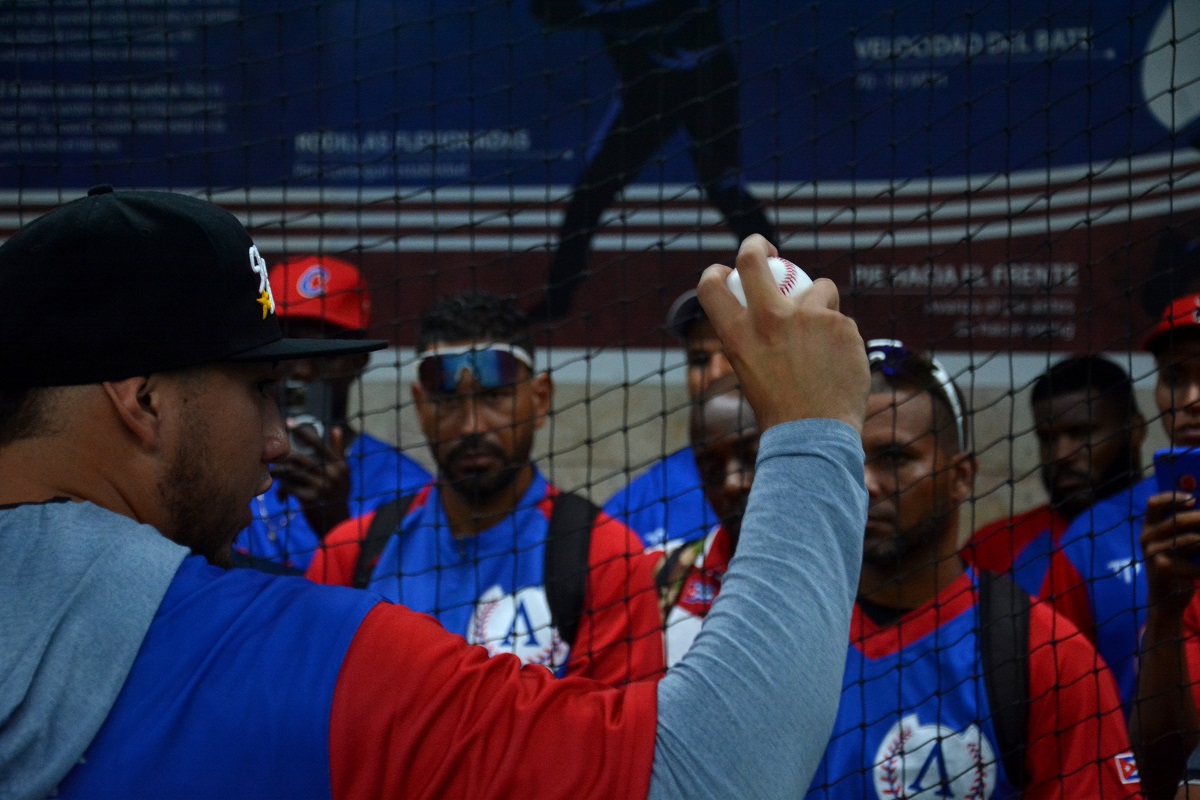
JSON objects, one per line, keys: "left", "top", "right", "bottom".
{"left": 543, "top": 492, "right": 598, "bottom": 648}
{"left": 978, "top": 569, "right": 1030, "bottom": 790}
{"left": 352, "top": 494, "right": 416, "bottom": 590}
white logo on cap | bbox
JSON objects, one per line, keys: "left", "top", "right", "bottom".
{"left": 249, "top": 245, "right": 275, "bottom": 318}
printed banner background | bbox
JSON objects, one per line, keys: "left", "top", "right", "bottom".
{"left": 2, "top": 0, "right": 1197, "bottom": 350}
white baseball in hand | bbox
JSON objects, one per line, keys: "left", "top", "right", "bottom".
{"left": 726, "top": 256, "right": 813, "bottom": 307}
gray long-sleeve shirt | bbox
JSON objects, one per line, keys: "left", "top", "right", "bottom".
{"left": 650, "top": 419, "right": 866, "bottom": 799}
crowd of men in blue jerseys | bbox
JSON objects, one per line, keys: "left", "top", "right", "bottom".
{"left": 236, "top": 248, "right": 1200, "bottom": 800}
{"left": 7, "top": 187, "right": 1199, "bottom": 798}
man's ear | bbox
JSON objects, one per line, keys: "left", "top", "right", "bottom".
{"left": 949, "top": 451, "right": 978, "bottom": 507}
{"left": 102, "top": 375, "right": 165, "bottom": 451}
{"left": 531, "top": 372, "right": 553, "bottom": 431}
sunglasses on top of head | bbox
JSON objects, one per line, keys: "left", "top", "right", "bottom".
{"left": 416, "top": 343, "right": 535, "bottom": 394}
{"left": 865, "top": 338, "right": 966, "bottom": 452}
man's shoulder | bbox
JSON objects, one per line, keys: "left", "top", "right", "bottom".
{"left": 1061, "top": 476, "right": 1157, "bottom": 544}
{"left": 168, "top": 556, "right": 379, "bottom": 637}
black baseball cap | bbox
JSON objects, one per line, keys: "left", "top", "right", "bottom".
{"left": 0, "top": 186, "right": 387, "bottom": 387}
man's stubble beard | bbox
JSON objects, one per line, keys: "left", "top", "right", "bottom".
{"left": 861, "top": 513, "right": 948, "bottom": 571}
{"left": 437, "top": 434, "right": 528, "bottom": 508}
{"left": 158, "top": 410, "right": 235, "bottom": 568}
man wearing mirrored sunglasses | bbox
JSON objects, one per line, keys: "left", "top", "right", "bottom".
{"left": 309, "top": 291, "right": 664, "bottom": 686}
{"left": 233, "top": 255, "right": 431, "bottom": 573}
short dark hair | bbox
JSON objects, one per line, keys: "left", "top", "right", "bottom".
{"left": 0, "top": 386, "right": 52, "bottom": 447}
{"left": 1030, "top": 355, "right": 1140, "bottom": 419}
{"left": 416, "top": 291, "right": 534, "bottom": 360}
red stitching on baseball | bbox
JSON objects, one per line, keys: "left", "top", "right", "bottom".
{"left": 778, "top": 259, "right": 798, "bottom": 295}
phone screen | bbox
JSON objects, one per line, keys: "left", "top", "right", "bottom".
{"left": 1154, "top": 447, "right": 1200, "bottom": 494}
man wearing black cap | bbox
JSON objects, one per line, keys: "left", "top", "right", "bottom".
{"left": 603, "top": 288, "right": 733, "bottom": 552}
{"left": 0, "top": 190, "right": 870, "bottom": 800}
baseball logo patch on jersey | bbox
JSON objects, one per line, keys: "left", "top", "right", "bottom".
{"left": 681, "top": 575, "right": 718, "bottom": 607}
{"left": 874, "top": 714, "right": 996, "bottom": 799}
{"left": 297, "top": 264, "right": 330, "bottom": 298}
{"left": 467, "top": 585, "right": 570, "bottom": 671}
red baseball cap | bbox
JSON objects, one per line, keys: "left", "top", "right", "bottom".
{"left": 269, "top": 255, "right": 371, "bottom": 333}
{"left": 1144, "top": 292, "right": 1200, "bottom": 352}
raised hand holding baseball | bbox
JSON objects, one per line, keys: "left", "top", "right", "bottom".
{"left": 698, "top": 235, "right": 869, "bottom": 433}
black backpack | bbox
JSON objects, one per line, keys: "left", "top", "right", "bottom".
{"left": 977, "top": 569, "right": 1031, "bottom": 791}
{"left": 352, "top": 491, "right": 597, "bottom": 647}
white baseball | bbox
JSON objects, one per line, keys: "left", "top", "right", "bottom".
{"left": 726, "top": 256, "right": 813, "bottom": 307}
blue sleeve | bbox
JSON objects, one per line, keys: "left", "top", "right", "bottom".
{"left": 649, "top": 419, "right": 866, "bottom": 799}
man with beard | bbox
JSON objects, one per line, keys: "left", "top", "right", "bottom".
{"left": 1, "top": 194, "right": 873, "bottom": 799}
{"left": 308, "top": 291, "right": 664, "bottom": 686}
{"left": 966, "top": 355, "right": 1145, "bottom": 594}
{"left": 804, "top": 340, "right": 1137, "bottom": 800}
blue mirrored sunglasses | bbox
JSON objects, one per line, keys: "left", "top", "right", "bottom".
{"left": 865, "top": 338, "right": 967, "bottom": 451}
{"left": 416, "top": 343, "right": 535, "bottom": 393}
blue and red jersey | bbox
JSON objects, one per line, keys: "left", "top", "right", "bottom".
{"left": 58, "top": 556, "right": 658, "bottom": 798}
{"left": 1040, "top": 476, "right": 1158, "bottom": 710}
{"left": 308, "top": 470, "right": 663, "bottom": 686}
{"left": 964, "top": 503, "right": 1069, "bottom": 596}
{"left": 665, "top": 553, "right": 1137, "bottom": 800}
{"left": 808, "top": 572, "right": 1136, "bottom": 800}
{"left": 603, "top": 446, "right": 717, "bottom": 551}
{"left": 235, "top": 432, "right": 431, "bottom": 571}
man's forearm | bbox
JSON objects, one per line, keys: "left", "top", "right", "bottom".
{"left": 649, "top": 419, "right": 865, "bottom": 799}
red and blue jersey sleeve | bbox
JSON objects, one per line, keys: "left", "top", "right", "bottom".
{"left": 602, "top": 446, "right": 716, "bottom": 551}
{"left": 62, "top": 554, "right": 658, "bottom": 799}
{"left": 329, "top": 602, "right": 658, "bottom": 799}
{"left": 567, "top": 510, "right": 665, "bottom": 684}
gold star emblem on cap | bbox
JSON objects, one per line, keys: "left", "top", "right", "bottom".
{"left": 257, "top": 289, "right": 274, "bottom": 319}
